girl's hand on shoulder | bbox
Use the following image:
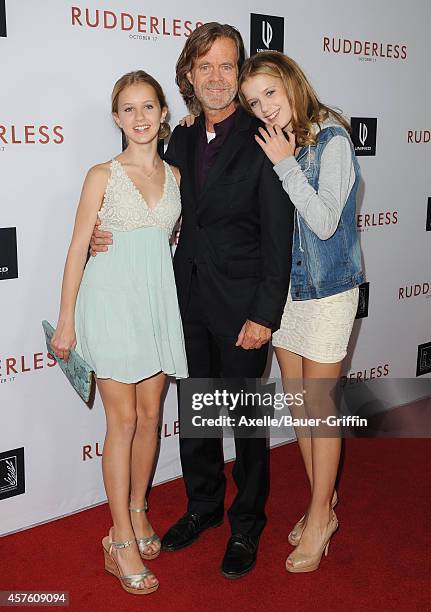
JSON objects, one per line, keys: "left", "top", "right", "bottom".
{"left": 179, "top": 114, "right": 197, "bottom": 128}
{"left": 51, "top": 322, "right": 77, "bottom": 362}
{"left": 255, "top": 124, "right": 296, "bottom": 165}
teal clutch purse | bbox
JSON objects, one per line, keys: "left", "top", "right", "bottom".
{"left": 42, "top": 320, "right": 94, "bottom": 402}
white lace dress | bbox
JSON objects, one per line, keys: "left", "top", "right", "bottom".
{"left": 74, "top": 159, "right": 188, "bottom": 382}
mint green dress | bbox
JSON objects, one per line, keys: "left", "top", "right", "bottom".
{"left": 75, "top": 159, "right": 188, "bottom": 382}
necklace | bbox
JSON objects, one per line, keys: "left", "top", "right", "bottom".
{"left": 141, "top": 158, "right": 161, "bottom": 180}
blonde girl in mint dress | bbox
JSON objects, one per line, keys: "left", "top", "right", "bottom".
{"left": 51, "top": 71, "right": 187, "bottom": 596}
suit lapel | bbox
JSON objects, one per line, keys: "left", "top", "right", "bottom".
{"left": 198, "top": 109, "right": 252, "bottom": 203}
{"left": 185, "top": 122, "right": 200, "bottom": 206}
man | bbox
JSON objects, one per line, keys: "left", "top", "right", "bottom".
{"left": 92, "top": 22, "right": 294, "bottom": 578}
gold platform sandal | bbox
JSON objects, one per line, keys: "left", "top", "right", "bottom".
{"left": 102, "top": 530, "right": 159, "bottom": 595}
{"left": 286, "top": 511, "right": 339, "bottom": 573}
{"left": 288, "top": 490, "right": 338, "bottom": 546}
{"left": 130, "top": 502, "right": 161, "bottom": 561}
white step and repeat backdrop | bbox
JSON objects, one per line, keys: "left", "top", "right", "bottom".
{"left": 1, "top": 0, "right": 430, "bottom": 535}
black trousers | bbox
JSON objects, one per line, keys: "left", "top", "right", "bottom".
{"left": 178, "top": 267, "right": 269, "bottom": 538}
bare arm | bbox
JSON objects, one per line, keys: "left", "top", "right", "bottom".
{"left": 51, "top": 165, "right": 108, "bottom": 360}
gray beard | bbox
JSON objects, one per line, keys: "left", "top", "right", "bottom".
{"left": 197, "top": 89, "right": 237, "bottom": 113}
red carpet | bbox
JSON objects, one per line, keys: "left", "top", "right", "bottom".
{"left": 1, "top": 439, "right": 430, "bottom": 611}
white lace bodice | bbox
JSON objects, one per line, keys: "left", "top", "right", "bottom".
{"left": 98, "top": 159, "right": 181, "bottom": 236}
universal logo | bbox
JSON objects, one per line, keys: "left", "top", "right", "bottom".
{"left": 0, "top": 125, "right": 64, "bottom": 146}
{"left": 426, "top": 198, "right": 431, "bottom": 232}
{"left": 350, "top": 118, "right": 377, "bottom": 156}
{"left": 356, "top": 282, "right": 369, "bottom": 319}
{"left": 250, "top": 13, "right": 284, "bottom": 55}
{"left": 0, "top": 447, "right": 25, "bottom": 501}
{"left": 323, "top": 37, "right": 407, "bottom": 62}
{"left": 71, "top": 7, "right": 202, "bottom": 39}
{"left": 0, "top": 228, "right": 18, "bottom": 280}
{"left": 0, "top": 0, "right": 6, "bottom": 37}
{"left": 416, "top": 342, "right": 431, "bottom": 377}
{"left": 357, "top": 211, "right": 398, "bottom": 232}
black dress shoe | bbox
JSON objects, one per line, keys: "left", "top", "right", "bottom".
{"left": 221, "top": 534, "right": 259, "bottom": 579}
{"left": 161, "top": 511, "right": 223, "bottom": 552}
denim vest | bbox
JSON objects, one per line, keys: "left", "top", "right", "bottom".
{"left": 290, "top": 125, "right": 364, "bottom": 300}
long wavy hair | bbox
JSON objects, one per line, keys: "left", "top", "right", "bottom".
{"left": 111, "top": 70, "right": 171, "bottom": 140}
{"left": 176, "top": 22, "right": 246, "bottom": 115}
{"left": 238, "top": 51, "right": 350, "bottom": 146}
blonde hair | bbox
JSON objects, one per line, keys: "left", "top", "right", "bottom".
{"left": 239, "top": 51, "right": 350, "bottom": 146}
{"left": 111, "top": 70, "right": 170, "bottom": 139}
{"left": 175, "top": 22, "right": 245, "bottom": 115}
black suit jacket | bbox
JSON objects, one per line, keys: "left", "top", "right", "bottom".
{"left": 165, "top": 107, "right": 294, "bottom": 336}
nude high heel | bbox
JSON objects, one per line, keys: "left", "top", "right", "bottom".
{"left": 288, "top": 490, "right": 338, "bottom": 546}
{"left": 285, "top": 511, "right": 338, "bottom": 573}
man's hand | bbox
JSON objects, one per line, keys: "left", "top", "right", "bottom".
{"left": 89, "top": 216, "right": 113, "bottom": 256}
{"left": 255, "top": 124, "right": 296, "bottom": 165}
{"left": 179, "top": 114, "right": 197, "bottom": 127}
{"left": 236, "top": 320, "right": 271, "bottom": 350}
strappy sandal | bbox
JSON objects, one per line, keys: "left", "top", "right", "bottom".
{"left": 102, "top": 530, "right": 159, "bottom": 595}
{"left": 130, "top": 502, "right": 161, "bottom": 561}
{"left": 288, "top": 490, "right": 338, "bottom": 546}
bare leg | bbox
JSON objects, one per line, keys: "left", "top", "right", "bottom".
{"left": 97, "top": 378, "right": 157, "bottom": 589}
{"left": 286, "top": 359, "right": 342, "bottom": 563}
{"left": 275, "top": 348, "right": 313, "bottom": 489}
{"left": 129, "top": 372, "right": 166, "bottom": 555}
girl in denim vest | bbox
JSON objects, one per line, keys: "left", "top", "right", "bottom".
{"left": 240, "top": 51, "right": 364, "bottom": 573}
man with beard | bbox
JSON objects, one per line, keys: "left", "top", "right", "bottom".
{"left": 91, "top": 22, "right": 294, "bottom": 579}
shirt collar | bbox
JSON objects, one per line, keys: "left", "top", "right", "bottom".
{"left": 198, "top": 106, "right": 239, "bottom": 138}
